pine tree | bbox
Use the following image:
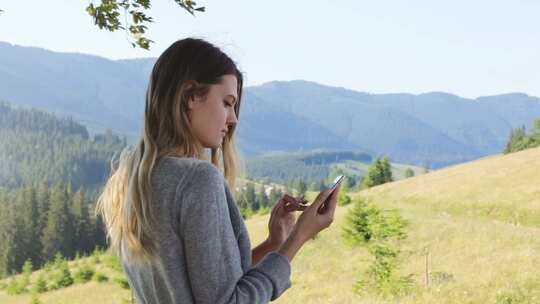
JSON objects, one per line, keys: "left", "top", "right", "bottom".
{"left": 72, "top": 190, "right": 92, "bottom": 254}
{"left": 381, "top": 157, "right": 393, "bottom": 183}
{"left": 21, "top": 259, "right": 33, "bottom": 288}
{"left": 363, "top": 159, "right": 382, "bottom": 188}
{"left": 19, "top": 187, "right": 42, "bottom": 267}
{"left": 256, "top": 186, "right": 269, "bottom": 209}
{"left": 92, "top": 214, "right": 107, "bottom": 250}
{"left": 404, "top": 168, "right": 415, "bottom": 178}
{"left": 41, "top": 183, "right": 75, "bottom": 261}
{"left": 245, "top": 183, "right": 258, "bottom": 211}
{"left": 33, "top": 272, "right": 48, "bottom": 293}
{"left": 337, "top": 182, "right": 352, "bottom": 206}
{"left": 10, "top": 189, "right": 30, "bottom": 272}
{"left": 362, "top": 157, "right": 392, "bottom": 189}
{"left": 532, "top": 119, "right": 540, "bottom": 145}
{"left": 36, "top": 182, "right": 50, "bottom": 240}
{"left": 235, "top": 187, "right": 249, "bottom": 210}
{"left": 0, "top": 201, "right": 17, "bottom": 276}
{"left": 504, "top": 120, "right": 540, "bottom": 154}
{"left": 504, "top": 126, "right": 527, "bottom": 153}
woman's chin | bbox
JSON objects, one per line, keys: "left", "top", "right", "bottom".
{"left": 203, "top": 140, "right": 222, "bottom": 150}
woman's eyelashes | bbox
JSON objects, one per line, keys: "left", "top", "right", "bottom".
{"left": 223, "top": 100, "right": 233, "bottom": 107}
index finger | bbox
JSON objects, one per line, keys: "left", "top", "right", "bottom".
{"left": 284, "top": 201, "right": 308, "bottom": 212}
{"left": 282, "top": 195, "right": 308, "bottom": 212}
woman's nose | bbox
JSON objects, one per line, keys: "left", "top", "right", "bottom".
{"left": 227, "top": 110, "right": 238, "bottom": 125}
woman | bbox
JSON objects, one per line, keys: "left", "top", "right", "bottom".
{"left": 96, "top": 38, "right": 341, "bottom": 304}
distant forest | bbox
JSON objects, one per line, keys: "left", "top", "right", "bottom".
{"left": 0, "top": 101, "right": 125, "bottom": 276}
{"left": 245, "top": 151, "right": 372, "bottom": 185}
{"left": 0, "top": 101, "right": 126, "bottom": 192}
{"left": 0, "top": 183, "right": 106, "bottom": 276}
{"left": 504, "top": 119, "right": 540, "bottom": 153}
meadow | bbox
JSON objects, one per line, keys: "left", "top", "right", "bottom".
{"left": 1, "top": 147, "right": 539, "bottom": 303}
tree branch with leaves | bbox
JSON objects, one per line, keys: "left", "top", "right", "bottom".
{"left": 86, "top": 0, "right": 205, "bottom": 49}
{"left": 0, "top": 1, "right": 204, "bottom": 49}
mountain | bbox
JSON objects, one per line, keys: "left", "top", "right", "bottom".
{"left": 248, "top": 81, "right": 540, "bottom": 166}
{"left": 2, "top": 42, "right": 540, "bottom": 167}
{"left": 0, "top": 42, "right": 148, "bottom": 136}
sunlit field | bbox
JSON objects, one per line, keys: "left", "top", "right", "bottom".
{"left": 1, "top": 148, "right": 539, "bottom": 303}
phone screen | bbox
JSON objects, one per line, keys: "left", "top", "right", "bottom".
{"left": 330, "top": 175, "right": 344, "bottom": 190}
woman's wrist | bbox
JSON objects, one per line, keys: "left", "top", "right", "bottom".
{"left": 265, "top": 237, "right": 281, "bottom": 252}
{"left": 276, "top": 229, "right": 306, "bottom": 262}
{"left": 253, "top": 238, "right": 282, "bottom": 266}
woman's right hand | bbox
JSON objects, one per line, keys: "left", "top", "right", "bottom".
{"left": 293, "top": 184, "right": 341, "bottom": 243}
{"left": 277, "top": 185, "right": 341, "bottom": 262}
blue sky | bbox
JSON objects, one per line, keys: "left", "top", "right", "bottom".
{"left": 0, "top": 0, "right": 539, "bottom": 98}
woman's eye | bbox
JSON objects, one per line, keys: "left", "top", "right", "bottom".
{"left": 224, "top": 100, "right": 232, "bottom": 107}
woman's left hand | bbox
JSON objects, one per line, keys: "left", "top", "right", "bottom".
{"left": 266, "top": 194, "right": 308, "bottom": 249}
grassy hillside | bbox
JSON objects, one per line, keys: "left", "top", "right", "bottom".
{"left": 1, "top": 147, "right": 539, "bottom": 303}
{"left": 0, "top": 252, "right": 131, "bottom": 304}
{"left": 267, "top": 147, "right": 540, "bottom": 303}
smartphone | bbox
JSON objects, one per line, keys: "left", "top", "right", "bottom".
{"left": 329, "top": 175, "right": 344, "bottom": 191}
{"left": 317, "top": 175, "right": 344, "bottom": 213}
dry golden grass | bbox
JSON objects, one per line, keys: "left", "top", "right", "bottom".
{"left": 257, "top": 147, "right": 540, "bottom": 303}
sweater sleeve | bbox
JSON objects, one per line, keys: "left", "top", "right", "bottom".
{"left": 178, "top": 162, "right": 291, "bottom": 304}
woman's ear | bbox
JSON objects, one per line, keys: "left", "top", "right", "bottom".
{"left": 187, "top": 95, "right": 196, "bottom": 110}
{"left": 187, "top": 94, "right": 205, "bottom": 110}
{"left": 184, "top": 80, "right": 204, "bottom": 110}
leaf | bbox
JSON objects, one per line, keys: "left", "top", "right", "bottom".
{"left": 87, "top": 0, "right": 205, "bottom": 50}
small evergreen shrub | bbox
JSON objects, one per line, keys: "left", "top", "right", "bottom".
{"left": 6, "top": 276, "right": 28, "bottom": 295}
{"left": 354, "top": 244, "right": 414, "bottom": 297}
{"left": 91, "top": 248, "right": 103, "bottom": 264}
{"left": 342, "top": 197, "right": 413, "bottom": 298}
{"left": 240, "top": 208, "right": 253, "bottom": 219}
{"left": 115, "top": 277, "right": 131, "bottom": 289}
{"left": 93, "top": 272, "right": 108, "bottom": 283}
{"left": 73, "top": 264, "right": 95, "bottom": 284}
{"left": 342, "top": 198, "right": 407, "bottom": 245}
{"left": 48, "top": 256, "right": 73, "bottom": 290}
{"left": 337, "top": 183, "right": 352, "bottom": 206}
{"left": 33, "top": 273, "right": 48, "bottom": 293}
{"left": 103, "top": 254, "right": 123, "bottom": 272}
{"left": 30, "top": 293, "right": 42, "bottom": 304}
{"left": 258, "top": 207, "right": 271, "bottom": 215}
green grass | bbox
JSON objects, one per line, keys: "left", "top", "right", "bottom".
{"left": 0, "top": 253, "right": 131, "bottom": 304}
{"left": 1, "top": 147, "right": 539, "bottom": 303}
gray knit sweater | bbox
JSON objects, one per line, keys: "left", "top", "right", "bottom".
{"left": 122, "top": 156, "right": 292, "bottom": 304}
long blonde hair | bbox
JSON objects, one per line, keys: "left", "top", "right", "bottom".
{"left": 96, "top": 38, "right": 244, "bottom": 263}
